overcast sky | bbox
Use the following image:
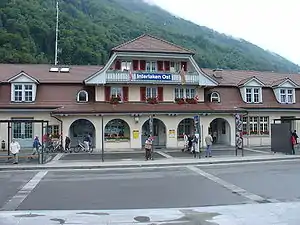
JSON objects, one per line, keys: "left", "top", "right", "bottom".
{"left": 146, "top": 0, "right": 300, "bottom": 65}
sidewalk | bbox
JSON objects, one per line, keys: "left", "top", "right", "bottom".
{"left": 0, "top": 153, "right": 299, "bottom": 171}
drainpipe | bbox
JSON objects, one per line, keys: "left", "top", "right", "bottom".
{"left": 50, "top": 113, "right": 63, "bottom": 146}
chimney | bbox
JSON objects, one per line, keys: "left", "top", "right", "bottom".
{"left": 212, "top": 68, "right": 223, "bottom": 78}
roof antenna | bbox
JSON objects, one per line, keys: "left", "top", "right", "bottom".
{"left": 54, "top": 0, "right": 59, "bottom": 66}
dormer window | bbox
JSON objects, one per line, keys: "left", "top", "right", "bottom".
{"left": 77, "top": 90, "right": 88, "bottom": 102}
{"left": 245, "top": 87, "right": 260, "bottom": 103}
{"left": 13, "top": 84, "right": 33, "bottom": 102}
{"left": 280, "top": 88, "right": 294, "bottom": 103}
{"left": 210, "top": 92, "right": 220, "bottom": 103}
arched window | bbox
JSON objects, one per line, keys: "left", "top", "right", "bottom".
{"left": 210, "top": 92, "right": 220, "bottom": 103}
{"left": 104, "top": 119, "right": 130, "bottom": 141}
{"left": 77, "top": 90, "right": 88, "bottom": 102}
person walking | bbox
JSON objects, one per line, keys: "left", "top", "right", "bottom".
{"left": 10, "top": 139, "right": 20, "bottom": 164}
{"left": 205, "top": 133, "right": 213, "bottom": 157}
{"left": 30, "top": 136, "right": 41, "bottom": 159}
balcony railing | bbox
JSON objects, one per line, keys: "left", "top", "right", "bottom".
{"left": 105, "top": 71, "right": 199, "bottom": 84}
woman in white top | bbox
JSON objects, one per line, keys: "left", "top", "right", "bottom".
{"left": 10, "top": 139, "right": 21, "bottom": 164}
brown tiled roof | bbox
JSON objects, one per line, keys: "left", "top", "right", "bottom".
{"left": 0, "top": 64, "right": 102, "bottom": 83}
{"left": 202, "top": 68, "right": 300, "bottom": 87}
{"left": 112, "top": 34, "right": 194, "bottom": 54}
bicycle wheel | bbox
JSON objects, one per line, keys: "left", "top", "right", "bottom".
{"left": 73, "top": 145, "right": 81, "bottom": 153}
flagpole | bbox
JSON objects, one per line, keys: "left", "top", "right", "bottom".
{"left": 54, "top": 0, "right": 59, "bottom": 66}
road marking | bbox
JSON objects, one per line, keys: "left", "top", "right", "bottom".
{"left": 1, "top": 171, "right": 48, "bottom": 211}
{"left": 244, "top": 148, "right": 270, "bottom": 154}
{"left": 48, "top": 153, "right": 64, "bottom": 164}
{"left": 186, "top": 165, "right": 279, "bottom": 204}
{"left": 156, "top": 151, "right": 173, "bottom": 158}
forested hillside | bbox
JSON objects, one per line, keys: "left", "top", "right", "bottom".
{"left": 0, "top": 0, "right": 299, "bottom": 72}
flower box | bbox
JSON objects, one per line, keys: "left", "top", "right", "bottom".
{"left": 186, "top": 98, "right": 197, "bottom": 104}
{"left": 260, "top": 131, "right": 270, "bottom": 135}
{"left": 175, "top": 98, "right": 186, "bottom": 105}
{"left": 147, "top": 97, "right": 158, "bottom": 104}
{"left": 110, "top": 95, "right": 121, "bottom": 104}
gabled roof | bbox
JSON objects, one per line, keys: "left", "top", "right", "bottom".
{"left": 7, "top": 71, "right": 39, "bottom": 83}
{"left": 237, "top": 76, "right": 264, "bottom": 87}
{"left": 112, "top": 34, "right": 194, "bottom": 54}
{"left": 271, "top": 77, "right": 298, "bottom": 88}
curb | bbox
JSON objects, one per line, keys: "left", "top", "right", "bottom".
{"left": 0, "top": 155, "right": 299, "bottom": 171}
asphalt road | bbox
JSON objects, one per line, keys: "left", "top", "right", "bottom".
{"left": 1, "top": 160, "right": 300, "bottom": 212}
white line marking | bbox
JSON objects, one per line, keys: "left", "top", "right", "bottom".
{"left": 48, "top": 153, "right": 64, "bottom": 164}
{"left": 186, "top": 165, "right": 278, "bottom": 203}
{"left": 156, "top": 151, "right": 173, "bottom": 158}
{"left": 0, "top": 157, "right": 299, "bottom": 173}
{"left": 244, "top": 148, "right": 270, "bottom": 154}
{"left": 1, "top": 171, "right": 48, "bottom": 211}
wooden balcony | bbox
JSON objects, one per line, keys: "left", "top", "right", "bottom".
{"left": 105, "top": 71, "right": 199, "bottom": 84}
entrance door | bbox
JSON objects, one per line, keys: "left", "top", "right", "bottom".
{"left": 11, "top": 120, "right": 33, "bottom": 148}
{"left": 142, "top": 118, "right": 166, "bottom": 147}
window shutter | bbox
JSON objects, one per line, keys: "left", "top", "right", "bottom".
{"left": 140, "top": 60, "right": 146, "bottom": 71}
{"left": 157, "top": 61, "right": 164, "bottom": 71}
{"left": 164, "top": 61, "right": 170, "bottom": 71}
{"left": 181, "top": 61, "right": 187, "bottom": 71}
{"left": 115, "top": 60, "right": 121, "bottom": 70}
{"left": 105, "top": 86, "right": 111, "bottom": 102}
{"left": 123, "top": 86, "right": 129, "bottom": 102}
{"left": 157, "top": 87, "right": 163, "bottom": 102}
{"left": 140, "top": 87, "right": 146, "bottom": 101}
{"left": 133, "top": 60, "right": 139, "bottom": 70}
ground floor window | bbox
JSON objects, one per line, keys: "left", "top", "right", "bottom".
{"left": 177, "top": 118, "right": 194, "bottom": 138}
{"left": 48, "top": 125, "right": 60, "bottom": 138}
{"left": 105, "top": 119, "right": 130, "bottom": 141}
{"left": 242, "top": 116, "right": 269, "bottom": 135}
{"left": 12, "top": 121, "right": 33, "bottom": 139}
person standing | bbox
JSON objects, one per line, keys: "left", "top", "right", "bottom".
{"left": 145, "top": 136, "right": 153, "bottom": 160}
{"left": 65, "top": 136, "right": 71, "bottom": 152}
{"left": 10, "top": 139, "right": 20, "bottom": 164}
{"left": 83, "top": 134, "right": 91, "bottom": 151}
{"left": 205, "top": 133, "right": 213, "bottom": 157}
{"left": 213, "top": 131, "right": 217, "bottom": 143}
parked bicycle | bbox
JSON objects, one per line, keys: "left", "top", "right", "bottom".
{"left": 44, "top": 140, "right": 64, "bottom": 153}
{"left": 73, "top": 141, "right": 94, "bottom": 153}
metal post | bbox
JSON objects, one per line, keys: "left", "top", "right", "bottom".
{"left": 149, "top": 115, "right": 154, "bottom": 160}
{"left": 7, "top": 122, "right": 11, "bottom": 156}
{"left": 101, "top": 116, "right": 104, "bottom": 162}
{"left": 235, "top": 114, "right": 238, "bottom": 156}
{"left": 41, "top": 122, "right": 44, "bottom": 164}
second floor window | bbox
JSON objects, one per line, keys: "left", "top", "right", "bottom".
{"left": 245, "top": 87, "right": 260, "bottom": 103}
{"left": 146, "top": 87, "right": 157, "bottom": 98}
{"left": 111, "top": 87, "right": 122, "bottom": 98}
{"left": 146, "top": 61, "right": 156, "bottom": 72}
{"left": 13, "top": 84, "right": 33, "bottom": 102}
{"left": 280, "top": 89, "right": 294, "bottom": 103}
{"left": 175, "top": 88, "right": 195, "bottom": 99}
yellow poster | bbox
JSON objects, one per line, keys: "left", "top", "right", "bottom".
{"left": 133, "top": 130, "right": 139, "bottom": 139}
{"left": 169, "top": 129, "right": 175, "bottom": 138}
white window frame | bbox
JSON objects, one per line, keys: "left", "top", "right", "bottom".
{"left": 77, "top": 90, "right": 89, "bottom": 102}
{"left": 146, "top": 61, "right": 157, "bottom": 72}
{"left": 170, "top": 61, "right": 180, "bottom": 73}
{"left": 174, "top": 87, "right": 195, "bottom": 99}
{"left": 146, "top": 87, "right": 157, "bottom": 98}
{"left": 280, "top": 88, "right": 294, "bottom": 103}
{"left": 48, "top": 125, "right": 60, "bottom": 136}
{"left": 121, "top": 61, "right": 132, "bottom": 71}
{"left": 245, "top": 87, "right": 260, "bottom": 103}
{"left": 110, "top": 87, "right": 123, "bottom": 99}
{"left": 210, "top": 92, "right": 220, "bottom": 103}
{"left": 12, "top": 84, "right": 34, "bottom": 102}
{"left": 243, "top": 116, "right": 269, "bottom": 135}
